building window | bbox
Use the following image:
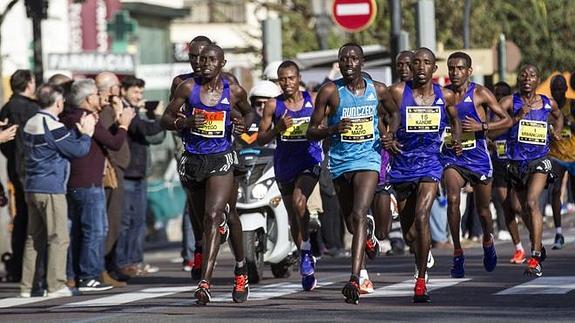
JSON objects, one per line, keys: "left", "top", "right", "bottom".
{"left": 185, "top": 0, "right": 246, "bottom": 23}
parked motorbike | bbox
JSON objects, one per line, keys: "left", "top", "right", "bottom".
{"left": 236, "top": 147, "right": 297, "bottom": 284}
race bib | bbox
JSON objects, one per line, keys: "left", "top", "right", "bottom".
{"left": 341, "top": 116, "right": 374, "bottom": 143}
{"left": 561, "top": 127, "right": 571, "bottom": 139}
{"left": 406, "top": 106, "right": 441, "bottom": 132}
{"left": 190, "top": 108, "right": 226, "bottom": 138}
{"left": 495, "top": 140, "right": 507, "bottom": 159}
{"left": 443, "top": 127, "right": 476, "bottom": 150}
{"left": 518, "top": 119, "right": 547, "bottom": 145}
{"left": 281, "top": 117, "right": 309, "bottom": 142}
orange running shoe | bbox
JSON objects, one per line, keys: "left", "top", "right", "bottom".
{"left": 232, "top": 266, "right": 249, "bottom": 303}
{"left": 359, "top": 278, "right": 374, "bottom": 294}
{"left": 510, "top": 249, "right": 526, "bottom": 264}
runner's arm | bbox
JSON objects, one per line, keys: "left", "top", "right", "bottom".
{"left": 464, "top": 86, "right": 512, "bottom": 132}
{"left": 549, "top": 98, "right": 564, "bottom": 140}
{"left": 488, "top": 95, "right": 514, "bottom": 139}
{"left": 307, "top": 82, "right": 347, "bottom": 141}
{"left": 231, "top": 84, "right": 256, "bottom": 136}
{"left": 445, "top": 90, "right": 463, "bottom": 155}
{"left": 161, "top": 80, "right": 199, "bottom": 131}
{"left": 256, "top": 99, "right": 278, "bottom": 146}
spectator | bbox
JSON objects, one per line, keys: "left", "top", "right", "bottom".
{"left": 95, "top": 72, "right": 132, "bottom": 286}
{"left": 60, "top": 79, "right": 134, "bottom": 292}
{"left": 115, "top": 76, "right": 164, "bottom": 278}
{"left": 20, "top": 84, "right": 95, "bottom": 298}
{"left": 0, "top": 69, "right": 40, "bottom": 282}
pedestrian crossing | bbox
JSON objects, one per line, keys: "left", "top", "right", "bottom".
{"left": 0, "top": 275, "right": 573, "bottom": 309}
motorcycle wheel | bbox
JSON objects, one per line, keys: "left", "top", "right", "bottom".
{"left": 270, "top": 259, "right": 291, "bottom": 279}
{"left": 243, "top": 230, "right": 264, "bottom": 284}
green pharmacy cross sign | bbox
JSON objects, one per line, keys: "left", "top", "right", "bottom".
{"left": 107, "top": 10, "right": 137, "bottom": 53}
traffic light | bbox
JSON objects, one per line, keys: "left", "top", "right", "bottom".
{"left": 25, "top": 0, "right": 48, "bottom": 20}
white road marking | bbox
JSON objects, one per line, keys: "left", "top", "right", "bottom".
{"left": 364, "top": 278, "right": 470, "bottom": 298}
{"left": 55, "top": 286, "right": 193, "bottom": 308}
{"left": 0, "top": 297, "right": 51, "bottom": 309}
{"left": 495, "top": 276, "right": 575, "bottom": 295}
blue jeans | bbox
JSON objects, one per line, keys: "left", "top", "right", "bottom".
{"left": 115, "top": 179, "right": 147, "bottom": 268}
{"left": 430, "top": 195, "right": 449, "bottom": 243}
{"left": 181, "top": 200, "right": 195, "bottom": 261}
{"left": 67, "top": 186, "right": 108, "bottom": 281}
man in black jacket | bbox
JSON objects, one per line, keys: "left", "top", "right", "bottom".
{"left": 0, "top": 70, "right": 39, "bottom": 282}
{"left": 114, "top": 76, "right": 164, "bottom": 277}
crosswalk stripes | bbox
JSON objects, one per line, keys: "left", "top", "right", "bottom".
{"left": 363, "top": 278, "right": 470, "bottom": 298}
{"left": 55, "top": 286, "right": 194, "bottom": 308}
{"left": 495, "top": 276, "right": 575, "bottom": 295}
{"left": 2, "top": 275, "right": 574, "bottom": 309}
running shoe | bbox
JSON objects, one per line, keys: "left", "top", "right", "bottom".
{"left": 413, "top": 277, "right": 430, "bottom": 303}
{"left": 342, "top": 279, "right": 360, "bottom": 305}
{"left": 302, "top": 274, "right": 317, "bottom": 291}
{"left": 509, "top": 249, "right": 526, "bottom": 264}
{"left": 523, "top": 257, "right": 542, "bottom": 277}
{"left": 552, "top": 233, "right": 565, "bottom": 250}
{"left": 359, "top": 277, "right": 374, "bottom": 294}
{"left": 191, "top": 250, "right": 202, "bottom": 281}
{"left": 365, "top": 214, "right": 379, "bottom": 260}
{"left": 450, "top": 254, "right": 465, "bottom": 278}
{"left": 300, "top": 250, "right": 315, "bottom": 276}
{"left": 194, "top": 280, "right": 212, "bottom": 305}
{"left": 183, "top": 259, "right": 193, "bottom": 272}
{"left": 232, "top": 266, "right": 249, "bottom": 303}
{"left": 483, "top": 242, "right": 497, "bottom": 272}
{"left": 427, "top": 251, "right": 435, "bottom": 269}
{"left": 78, "top": 279, "right": 113, "bottom": 292}
{"left": 413, "top": 266, "right": 429, "bottom": 283}
{"left": 219, "top": 218, "right": 230, "bottom": 245}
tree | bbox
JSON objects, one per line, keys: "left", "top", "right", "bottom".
{"left": 0, "top": 0, "right": 20, "bottom": 105}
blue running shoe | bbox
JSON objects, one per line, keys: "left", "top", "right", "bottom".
{"left": 302, "top": 274, "right": 317, "bottom": 291}
{"left": 450, "top": 255, "right": 465, "bottom": 278}
{"left": 300, "top": 250, "right": 315, "bottom": 276}
{"left": 483, "top": 243, "right": 497, "bottom": 272}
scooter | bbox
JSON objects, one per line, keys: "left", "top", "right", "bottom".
{"left": 236, "top": 146, "right": 297, "bottom": 284}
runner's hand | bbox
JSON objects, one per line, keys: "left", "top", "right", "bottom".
{"left": 462, "top": 116, "right": 481, "bottom": 132}
{"left": 184, "top": 112, "right": 205, "bottom": 128}
{"left": 232, "top": 117, "right": 245, "bottom": 136}
{"left": 331, "top": 118, "right": 352, "bottom": 134}
{"left": 276, "top": 110, "right": 293, "bottom": 133}
{"left": 381, "top": 132, "right": 402, "bottom": 154}
{"left": 452, "top": 140, "right": 463, "bottom": 156}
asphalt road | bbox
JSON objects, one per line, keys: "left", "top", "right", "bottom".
{"left": 0, "top": 225, "right": 574, "bottom": 322}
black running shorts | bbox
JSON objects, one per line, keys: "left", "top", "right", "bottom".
{"left": 507, "top": 157, "right": 555, "bottom": 189}
{"left": 178, "top": 150, "right": 236, "bottom": 190}
{"left": 277, "top": 165, "right": 321, "bottom": 196}
{"left": 445, "top": 165, "right": 492, "bottom": 187}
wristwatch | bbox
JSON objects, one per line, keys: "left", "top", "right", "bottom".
{"left": 481, "top": 122, "right": 489, "bottom": 131}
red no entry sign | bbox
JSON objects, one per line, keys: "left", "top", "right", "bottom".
{"left": 331, "top": 0, "right": 377, "bottom": 32}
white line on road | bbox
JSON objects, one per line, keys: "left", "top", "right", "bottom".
{"left": 55, "top": 286, "right": 194, "bottom": 308}
{"left": 0, "top": 297, "right": 51, "bottom": 309}
{"left": 364, "top": 278, "right": 470, "bottom": 298}
{"left": 495, "top": 276, "right": 575, "bottom": 295}
{"left": 210, "top": 280, "right": 336, "bottom": 302}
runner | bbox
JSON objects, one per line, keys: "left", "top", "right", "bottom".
{"left": 501, "top": 64, "right": 563, "bottom": 277}
{"left": 257, "top": 60, "right": 323, "bottom": 291}
{"left": 489, "top": 82, "right": 526, "bottom": 264}
{"left": 441, "top": 52, "right": 512, "bottom": 278}
{"left": 360, "top": 50, "right": 414, "bottom": 295}
{"left": 307, "top": 43, "right": 395, "bottom": 304}
{"left": 548, "top": 75, "right": 574, "bottom": 250}
{"left": 383, "top": 47, "right": 461, "bottom": 303}
{"left": 162, "top": 44, "right": 255, "bottom": 304}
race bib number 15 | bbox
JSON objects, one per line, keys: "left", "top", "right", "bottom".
{"left": 406, "top": 106, "right": 441, "bottom": 132}
{"left": 341, "top": 116, "right": 374, "bottom": 143}
{"left": 191, "top": 108, "right": 226, "bottom": 138}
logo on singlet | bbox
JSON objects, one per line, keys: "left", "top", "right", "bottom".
{"left": 464, "top": 96, "right": 472, "bottom": 103}
{"left": 220, "top": 97, "right": 230, "bottom": 105}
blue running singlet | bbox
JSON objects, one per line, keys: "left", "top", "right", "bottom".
{"left": 182, "top": 78, "right": 232, "bottom": 154}
{"left": 388, "top": 81, "right": 447, "bottom": 183}
{"left": 441, "top": 82, "right": 493, "bottom": 178}
{"left": 507, "top": 93, "right": 552, "bottom": 161}
{"left": 327, "top": 78, "right": 381, "bottom": 178}
{"left": 273, "top": 91, "right": 323, "bottom": 183}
